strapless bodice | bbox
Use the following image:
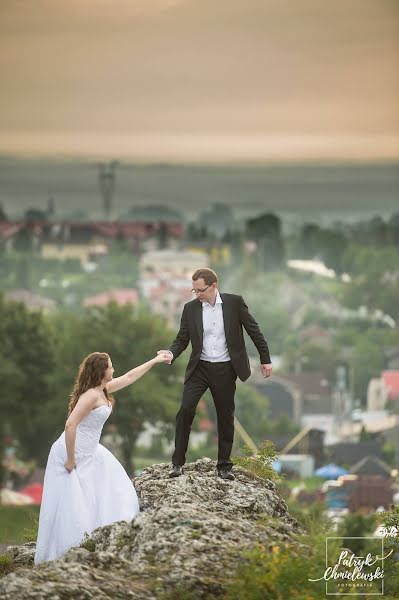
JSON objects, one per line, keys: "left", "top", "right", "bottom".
{"left": 58, "top": 405, "right": 112, "bottom": 457}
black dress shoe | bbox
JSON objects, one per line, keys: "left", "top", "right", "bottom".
{"left": 217, "top": 468, "right": 235, "bottom": 480}
{"left": 168, "top": 465, "right": 183, "bottom": 478}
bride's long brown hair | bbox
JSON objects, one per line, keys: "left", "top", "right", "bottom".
{"left": 67, "top": 352, "right": 115, "bottom": 416}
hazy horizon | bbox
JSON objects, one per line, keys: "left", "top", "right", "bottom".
{"left": 1, "top": 134, "right": 398, "bottom": 164}
{"left": 1, "top": 157, "right": 398, "bottom": 225}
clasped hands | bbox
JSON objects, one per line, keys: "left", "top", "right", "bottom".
{"left": 157, "top": 350, "right": 173, "bottom": 364}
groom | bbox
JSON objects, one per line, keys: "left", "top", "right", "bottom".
{"left": 158, "top": 268, "right": 272, "bottom": 480}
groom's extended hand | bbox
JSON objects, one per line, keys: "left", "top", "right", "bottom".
{"left": 261, "top": 363, "right": 272, "bottom": 378}
{"left": 157, "top": 350, "right": 173, "bottom": 365}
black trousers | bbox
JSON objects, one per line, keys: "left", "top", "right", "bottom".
{"left": 172, "top": 360, "right": 237, "bottom": 469}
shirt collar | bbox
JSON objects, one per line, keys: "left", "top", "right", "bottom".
{"left": 202, "top": 290, "right": 223, "bottom": 307}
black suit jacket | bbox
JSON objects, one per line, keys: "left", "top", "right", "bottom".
{"left": 169, "top": 293, "right": 271, "bottom": 383}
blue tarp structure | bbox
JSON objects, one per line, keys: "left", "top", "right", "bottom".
{"left": 315, "top": 463, "right": 348, "bottom": 479}
{"left": 325, "top": 485, "right": 352, "bottom": 509}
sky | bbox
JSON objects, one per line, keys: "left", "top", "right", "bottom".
{"left": 0, "top": 0, "right": 398, "bottom": 162}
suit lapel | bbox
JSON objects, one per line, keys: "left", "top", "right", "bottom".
{"left": 220, "top": 293, "right": 231, "bottom": 337}
{"left": 193, "top": 299, "right": 203, "bottom": 341}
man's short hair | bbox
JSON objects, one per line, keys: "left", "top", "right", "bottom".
{"left": 192, "top": 268, "right": 218, "bottom": 286}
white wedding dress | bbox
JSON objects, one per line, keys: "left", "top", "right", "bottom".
{"left": 35, "top": 404, "right": 140, "bottom": 564}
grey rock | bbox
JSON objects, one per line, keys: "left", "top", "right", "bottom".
{"left": 0, "top": 459, "right": 301, "bottom": 599}
{"left": 2, "top": 542, "right": 36, "bottom": 568}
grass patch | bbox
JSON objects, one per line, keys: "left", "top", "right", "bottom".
{"left": 0, "top": 554, "right": 14, "bottom": 578}
{"left": 282, "top": 476, "right": 324, "bottom": 492}
{"left": 0, "top": 506, "right": 40, "bottom": 545}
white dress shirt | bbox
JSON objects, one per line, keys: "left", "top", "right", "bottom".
{"left": 200, "top": 291, "right": 231, "bottom": 363}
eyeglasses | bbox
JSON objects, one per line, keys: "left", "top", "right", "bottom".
{"left": 191, "top": 284, "right": 211, "bottom": 294}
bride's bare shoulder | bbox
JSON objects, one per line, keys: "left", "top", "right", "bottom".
{"left": 80, "top": 388, "right": 99, "bottom": 398}
{"left": 77, "top": 388, "right": 101, "bottom": 405}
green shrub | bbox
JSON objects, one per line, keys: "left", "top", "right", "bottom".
{"left": 286, "top": 499, "right": 330, "bottom": 533}
{"left": 223, "top": 537, "right": 328, "bottom": 600}
{"left": 225, "top": 503, "right": 399, "bottom": 600}
{"left": 374, "top": 505, "right": 399, "bottom": 597}
{"left": 375, "top": 505, "right": 399, "bottom": 531}
{"left": 80, "top": 536, "right": 95, "bottom": 552}
{"left": 0, "top": 554, "right": 14, "bottom": 578}
{"left": 233, "top": 441, "right": 279, "bottom": 481}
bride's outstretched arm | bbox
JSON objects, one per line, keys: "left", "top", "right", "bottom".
{"left": 64, "top": 390, "right": 98, "bottom": 472}
{"left": 106, "top": 353, "right": 169, "bottom": 394}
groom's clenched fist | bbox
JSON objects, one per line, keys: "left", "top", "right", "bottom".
{"left": 261, "top": 363, "right": 272, "bottom": 378}
{"left": 157, "top": 350, "right": 173, "bottom": 364}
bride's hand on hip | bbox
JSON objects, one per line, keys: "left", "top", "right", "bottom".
{"left": 64, "top": 458, "right": 76, "bottom": 473}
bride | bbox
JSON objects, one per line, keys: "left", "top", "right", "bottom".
{"left": 34, "top": 350, "right": 169, "bottom": 564}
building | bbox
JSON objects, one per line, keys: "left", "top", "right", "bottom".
{"left": 83, "top": 289, "right": 139, "bottom": 308}
{"left": 40, "top": 223, "right": 108, "bottom": 264}
{"left": 368, "top": 370, "right": 399, "bottom": 411}
{"left": 367, "top": 378, "right": 388, "bottom": 411}
{"left": 328, "top": 441, "right": 383, "bottom": 467}
{"left": 350, "top": 456, "right": 393, "bottom": 479}
{"left": 186, "top": 241, "right": 231, "bottom": 267}
{"left": 5, "top": 289, "right": 56, "bottom": 313}
{"left": 382, "top": 370, "right": 399, "bottom": 401}
{"left": 276, "top": 454, "right": 315, "bottom": 478}
{"left": 139, "top": 249, "right": 209, "bottom": 327}
{"left": 253, "top": 371, "right": 332, "bottom": 425}
{"left": 139, "top": 249, "right": 208, "bottom": 277}
{"left": 323, "top": 473, "right": 394, "bottom": 513}
{"left": 1, "top": 220, "right": 185, "bottom": 264}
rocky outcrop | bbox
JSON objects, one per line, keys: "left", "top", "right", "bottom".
{"left": 0, "top": 459, "right": 301, "bottom": 599}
